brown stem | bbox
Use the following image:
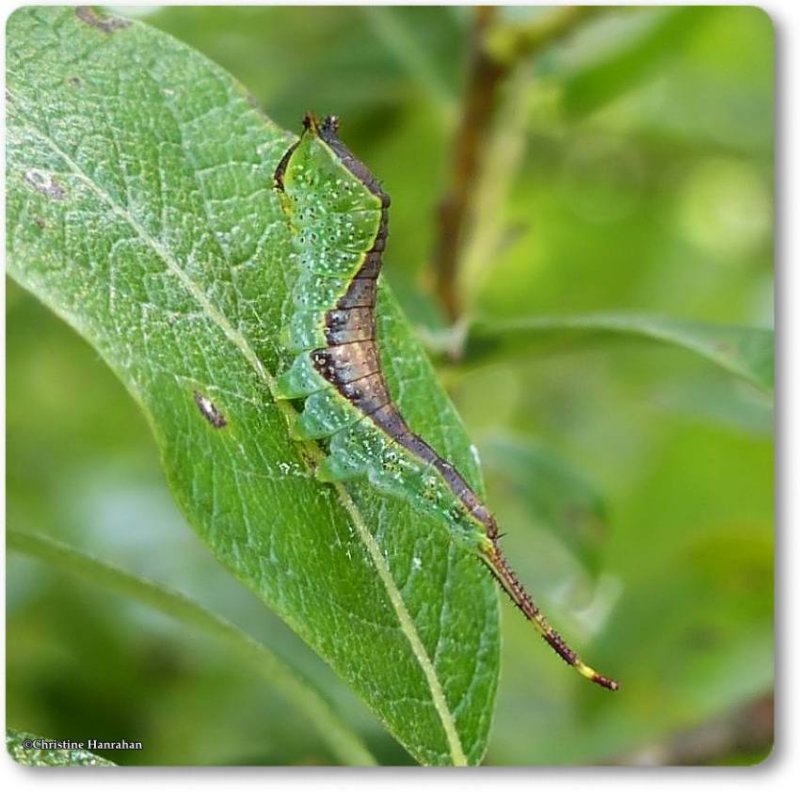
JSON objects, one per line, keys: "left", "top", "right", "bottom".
{"left": 433, "top": 6, "right": 506, "bottom": 323}
{"left": 486, "top": 6, "right": 605, "bottom": 64}
{"left": 431, "top": 5, "right": 607, "bottom": 324}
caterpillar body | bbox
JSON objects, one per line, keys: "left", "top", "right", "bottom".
{"left": 274, "top": 114, "right": 618, "bottom": 691}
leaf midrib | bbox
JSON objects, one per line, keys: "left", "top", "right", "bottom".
{"left": 9, "top": 103, "right": 468, "bottom": 765}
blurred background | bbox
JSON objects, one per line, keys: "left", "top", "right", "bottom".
{"left": 7, "top": 6, "right": 773, "bottom": 765}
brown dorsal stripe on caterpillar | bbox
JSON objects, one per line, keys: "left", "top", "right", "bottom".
{"left": 273, "top": 113, "right": 619, "bottom": 692}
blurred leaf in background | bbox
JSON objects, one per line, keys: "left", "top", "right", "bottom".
{"left": 7, "top": 5, "right": 773, "bottom": 766}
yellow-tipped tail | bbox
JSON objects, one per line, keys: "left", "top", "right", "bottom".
{"left": 481, "top": 544, "right": 619, "bottom": 692}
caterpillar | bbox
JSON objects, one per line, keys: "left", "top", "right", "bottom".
{"left": 273, "top": 114, "right": 619, "bottom": 692}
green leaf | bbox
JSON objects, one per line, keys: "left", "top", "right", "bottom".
{"left": 561, "top": 7, "right": 716, "bottom": 119}
{"left": 479, "top": 435, "right": 609, "bottom": 576}
{"left": 8, "top": 529, "right": 376, "bottom": 767}
{"left": 7, "top": 728, "right": 116, "bottom": 766}
{"left": 359, "top": 6, "right": 456, "bottom": 116}
{"left": 465, "top": 313, "right": 774, "bottom": 395}
{"left": 6, "top": 7, "right": 498, "bottom": 766}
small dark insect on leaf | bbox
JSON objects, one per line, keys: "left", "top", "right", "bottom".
{"left": 193, "top": 390, "right": 227, "bottom": 429}
{"left": 75, "top": 6, "right": 131, "bottom": 34}
{"left": 24, "top": 169, "right": 65, "bottom": 200}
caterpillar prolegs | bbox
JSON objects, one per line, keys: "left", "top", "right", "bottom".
{"left": 274, "top": 114, "right": 619, "bottom": 692}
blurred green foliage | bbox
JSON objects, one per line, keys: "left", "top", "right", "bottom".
{"left": 7, "top": 5, "right": 772, "bottom": 765}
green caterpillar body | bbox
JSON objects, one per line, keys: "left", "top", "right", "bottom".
{"left": 274, "top": 114, "right": 618, "bottom": 692}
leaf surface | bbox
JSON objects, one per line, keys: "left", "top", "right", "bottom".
{"left": 466, "top": 313, "right": 773, "bottom": 395}
{"left": 8, "top": 529, "right": 376, "bottom": 766}
{"left": 6, "top": 6, "right": 498, "bottom": 765}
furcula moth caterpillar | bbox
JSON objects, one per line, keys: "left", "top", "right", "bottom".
{"left": 273, "top": 114, "right": 618, "bottom": 692}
